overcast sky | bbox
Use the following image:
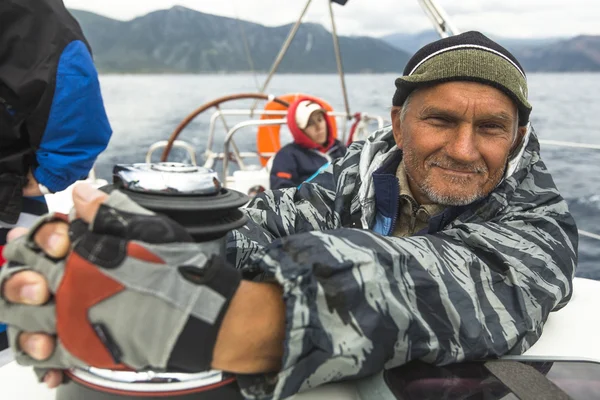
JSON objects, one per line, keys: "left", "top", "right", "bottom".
{"left": 62, "top": 0, "right": 596, "bottom": 39}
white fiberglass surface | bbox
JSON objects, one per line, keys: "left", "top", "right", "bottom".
{"left": 524, "top": 277, "right": 600, "bottom": 361}
{"left": 1, "top": 277, "right": 598, "bottom": 399}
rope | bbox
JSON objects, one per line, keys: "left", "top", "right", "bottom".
{"left": 346, "top": 112, "right": 362, "bottom": 146}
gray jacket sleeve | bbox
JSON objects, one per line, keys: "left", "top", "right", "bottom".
{"left": 226, "top": 171, "right": 342, "bottom": 271}
{"left": 229, "top": 146, "right": 577, "bottom": 399}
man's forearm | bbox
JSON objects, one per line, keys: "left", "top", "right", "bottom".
{"left": 212, "top": 281, "right": 285, "bottom": 373}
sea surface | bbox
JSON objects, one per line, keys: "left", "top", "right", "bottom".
{"left": 95, "top": 73, "right": 600, "bottom": 279}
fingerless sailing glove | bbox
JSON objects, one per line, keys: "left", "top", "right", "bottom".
{"left": 0, "top": 190, "right": 241, "bottom": 372}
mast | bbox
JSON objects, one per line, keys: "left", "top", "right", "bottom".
{"left": 417, "top": 0, "right": 460, "bottom": 38}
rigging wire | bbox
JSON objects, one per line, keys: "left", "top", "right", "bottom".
{"left": 250, "top": 0, "right": 313, "bottom": 114}
{"left": 231, "top": 0, "right": 260, "bottom": 90}
{"left": 328, "top": 0, "right": 352, "bottom": 141}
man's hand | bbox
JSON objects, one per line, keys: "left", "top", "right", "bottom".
{"left": 2, "top": 184, "right": 106, "bottom": 387}
{"left": 0, "top": 184, "right": 247, "bottom": 386}
{"left": 22, "top": 169, "right": 43, "bottom": 197}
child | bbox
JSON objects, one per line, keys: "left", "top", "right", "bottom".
{"left": 270, "top": 98, "right": 346, "bottom": 189}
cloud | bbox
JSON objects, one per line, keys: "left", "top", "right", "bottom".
{"left": 63, "top": 0, "right": 600, "bottom": 38}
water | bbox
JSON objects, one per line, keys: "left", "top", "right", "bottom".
{"left": 95, "top": 73, "right": 600, "bottom": 279}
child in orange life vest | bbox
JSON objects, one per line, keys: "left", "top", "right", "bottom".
{"left": 270, "top": 98, "right": 346, "bottom": 189}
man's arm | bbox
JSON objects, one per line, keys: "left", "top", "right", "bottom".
{"left": 227, "top": 140, "right": 363, "bottom": 270}
{"left": 212, "top": 281, "right": 285, "bottom": 373}
{"left": 232, "top": 207, "right": 576, "bottom": 399}
{"left": 228, "top": 169, "right": 342, "bottom": 270}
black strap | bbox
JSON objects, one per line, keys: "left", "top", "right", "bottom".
{"left": 484, "top": 360, "right": 572, "bottom": 400}
{"left": 0, "top": 330, "right": 7, "bottom": 352}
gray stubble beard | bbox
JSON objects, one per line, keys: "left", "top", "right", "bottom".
{"left": 403, "top": 150, "right": 507, "bottom": 206}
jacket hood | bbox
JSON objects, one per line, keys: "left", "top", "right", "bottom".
{"left": 287, "top": 97, "right": 336, "bottom": 153}
{"left": 354, "top": 123, "right": 536, "bottom": 228}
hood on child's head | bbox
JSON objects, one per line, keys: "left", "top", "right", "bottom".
{"left": 295, "top": 101, "right": 326, "bottom": 130}
{"left": 287, "top": 97, "right": 336, "bottom": 152}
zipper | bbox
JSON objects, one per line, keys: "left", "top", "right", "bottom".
{"left": 404, "top": 194, "right": 420, "bottom": 213}
{"left": 390, "top": 194, "right": 422, "bottom": 235}
{"left": 387, "top": 177, "right": 401, "bottom": 235}
{"left": 405, "top": 194, "right": 420, "bottom": 233}
{"left": 388, "top": 196, "right": 400, "bottom": 235}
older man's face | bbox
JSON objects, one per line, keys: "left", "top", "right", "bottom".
{"left": 392, "top": 81, "right": 525, "bottom": 206}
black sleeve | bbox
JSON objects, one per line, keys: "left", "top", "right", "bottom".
{"left": 0, "top": 0, "right": 90, "bottom": 136}
{"left": 0, "top": 0, "right": 91, "bottom": 223}
{"left": 269, "top": 149, "right": 299, "bottom": 189}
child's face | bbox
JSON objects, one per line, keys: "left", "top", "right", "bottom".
{"left": 304, "top": 111, "right": 328, "bottom": 145}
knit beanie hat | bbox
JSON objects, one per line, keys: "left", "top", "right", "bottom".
{"left": 393, "top": 31, "right": 531, "bottom": 126}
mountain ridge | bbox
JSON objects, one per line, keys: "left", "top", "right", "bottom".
{"left": 381, "top": 30, "right": 600, "bottom": 73}
{"left": 70, "top": 7, "right": 410, "bottom": 74}
{"left": 70, "top": 7, "right": 600, "bottom": 74}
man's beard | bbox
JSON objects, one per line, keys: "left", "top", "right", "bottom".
{"left": 404, "top": 151, "right": 507, "bottom": 206}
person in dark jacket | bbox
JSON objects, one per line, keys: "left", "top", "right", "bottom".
{"left": 0, "top": 0, "right": 112, "bottom": 350}
{"left": 270, "top": 98, "right": 345, "bottom": 189}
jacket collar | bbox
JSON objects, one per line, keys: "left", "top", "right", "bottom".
{"left": 372, "top": 150, "right": 402, "bottom": 219}
{"left": 370, "top": 150, "right": 483, "bottom": 235}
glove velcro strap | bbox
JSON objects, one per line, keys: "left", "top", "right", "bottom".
{"left": 167, "top": 258, "right": 242, "bottom": 372}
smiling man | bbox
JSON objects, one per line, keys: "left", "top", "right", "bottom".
{"left": 387, "top": 80, "right": 528, "bottom": 236}
{"left": 396, "top": 83, "right": 523, "bottom": 205}
{"left": 0, "top": 32, "right": 577, "bottom": 400}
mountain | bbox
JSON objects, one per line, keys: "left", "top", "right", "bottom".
{"left": 382, "top": 30, "right": 600, "bottom": 72}
{"left": 69, "top": 7, "right": 410, "bottom": 74}
{"left": 69, "top": 8, "right": 600, "bottom": 74}
{"left": 380, "top": 31, "right": 441, "bottom": 54}
{"left": 382, "top": 30, "right": 563, "bottom": 54}
{"left": 514, "top": 35, "right": 600, "bottom": 72}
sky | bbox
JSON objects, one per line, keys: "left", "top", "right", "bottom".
{"left": 62, "top": 0, "right": 597, "bottom": 39}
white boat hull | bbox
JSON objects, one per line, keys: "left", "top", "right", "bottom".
{"left": 1, "top": 277, "right": 598, "bottom": 399}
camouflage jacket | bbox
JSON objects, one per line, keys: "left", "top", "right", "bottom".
{"left": 226, "top": 125, "right": 578, "bottom": 399}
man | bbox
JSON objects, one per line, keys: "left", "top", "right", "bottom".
{"left": 0, "top": 32, "right": 577, "bottom": 399}
{"left": 0, "top": 0, "right": 112, "bottom": 350}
